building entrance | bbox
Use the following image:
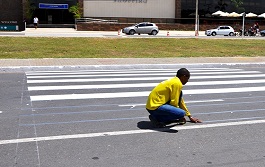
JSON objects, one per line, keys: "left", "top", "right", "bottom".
{"left": 30, "top": 0, "right": 77, "bottom": 25}
{"left": 34, "top": 9, "right": 74, "bottom": 24}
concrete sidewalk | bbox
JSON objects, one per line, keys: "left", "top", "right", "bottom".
{"left": 1, "top": 57, "right": 265, "bottom": 68}
{"left": 0, "top": 28, "right": 205, "bottom": 37}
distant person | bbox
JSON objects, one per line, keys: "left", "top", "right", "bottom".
{"left": 33, "top": 16, "right": 39, "bottom": 29}
{"left": 146, "top": 68, "right": 202, "bottom": 128}
{"left": 255, "top": 22, "right": 260, "bottom": 34}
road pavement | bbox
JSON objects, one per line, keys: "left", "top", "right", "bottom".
{"left": 1, "top": 65, "right": 265, "bottom": 167}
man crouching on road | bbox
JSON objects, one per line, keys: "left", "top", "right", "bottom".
{"left": 146, "top": 68, "right": 202, "bottom": 128}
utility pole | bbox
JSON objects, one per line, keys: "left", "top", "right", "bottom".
{"left": 195, "top": 0, "right": 199, "bottom": 36}
{"left": 242, "top": 12, "right": 245, "bottom": 36}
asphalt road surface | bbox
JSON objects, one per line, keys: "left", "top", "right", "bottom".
{"left": 1, "top": 64, "right": 265, "bottom": 167}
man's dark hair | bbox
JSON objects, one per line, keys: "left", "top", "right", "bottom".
{"left": 176, "top": 68, "right": 190, "bottom": 77}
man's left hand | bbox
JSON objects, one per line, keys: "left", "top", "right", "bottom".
{"left": 189, "top": 117, "right": 202, "bottom": 123}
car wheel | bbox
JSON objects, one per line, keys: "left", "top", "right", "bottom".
{"left": 211, "top": 32, "right": 216, "bottom": 36}
{"left": 129, "top": 30, "right": 135, "bottom": 35}
{"left": 229, "top": 32, "right": 234, "bottom": 36}
{"left": 261, "top": 33, "right": 265, "bottom": 37}
{"left": 151, "top": 30, "right": 158, "bottom": 35}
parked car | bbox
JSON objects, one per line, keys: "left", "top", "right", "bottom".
{"left": 205, "top": 26, "right": 235, "bottom": 36}
{"left": 260, "top": 30, "right": 265, "bottom": 37}
{"left": 122, "top": 22, "right": 159, "bottom": 35}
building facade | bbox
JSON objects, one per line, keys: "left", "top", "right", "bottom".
{"left": 27, "top": 0, "right": 79, "bottom": 24}
{"left": 83, "top": 0, "right": 180, "bottom": 19}
{"left": 0, "top": 0, "right": 264, "bottom": 31}
{"left": 0, "top": 0, "right": 24, "bottom": 31}
{"left": 182, "top": 0, "right": 264, "bottom": 18}
{"left": 83, "top": 0, "right": 264, "bottom": 19}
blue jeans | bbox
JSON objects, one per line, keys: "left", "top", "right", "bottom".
{"left": 147, "top": 104, "right": 185, "bottom": 123}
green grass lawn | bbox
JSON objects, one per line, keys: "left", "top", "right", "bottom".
{"left": 1, "top": 37, "right": 265, "bottom": 58}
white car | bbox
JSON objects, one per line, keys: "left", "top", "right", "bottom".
{"left": 122, "top": 22, "right": 159, "bottom": 35}
{"left": 205, "top": 26, "right": 235, "bottom": 36}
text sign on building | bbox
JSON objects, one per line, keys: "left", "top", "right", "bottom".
{"left": 39, "top": 3, "right": 69, "bottom": 9}
{"left": 0, "top": 25, "right": 18, "bottom": 31}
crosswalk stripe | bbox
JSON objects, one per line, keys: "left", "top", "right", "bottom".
{"left": 28, "top": 83, "right": 157, "bottom": 91}
{"left": 1, "top": 119, "right": 265, "bottom": 145}
{"left": 25, "top": 68, "right": 242, "bottom": 76}
{"left": 26, "top": 71, "right": 258, "bottom": 79}
{"left": 30, "top": 86, "right": 265, "bottom": 101}
{"left": 26, "top": 73, "right": 265, "bottom": 84}
{"left": 27, "top": 79, "right": 265, "bottom": 91}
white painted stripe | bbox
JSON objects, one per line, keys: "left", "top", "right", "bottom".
{"left": 25, "top": 68, "right": 240, "bottom": 75}
{"left": 26, "top": 73, "right": 175, "bottom": 79}
{"left": 26, "top": 71, "right": 257, "bottom": 79}
{"left": 0, "top": 111, "right": 2, "bottom": 114}
{"left": 26, "top": 74, "right": 265, "bottom": 84}
{"left": 30, "top": 86, "right": 265, "bottom": 101}
{"left": 26, "top": 70, "right": 178, "bottom": 76}
{"left": 28, "top": 83, "right": 157, "bottom": 91}
{"left": 185, "top": 86, "right": 265, "bottom": 95}
{"left": 118, "top": 99, "right": 224, "bottom": 107}
{"left": 27, "top": 79, "right": 265, "bottom": 91}
{"left": 27, "top": 77, "right": 169, "bottom": 83}
{"left": 189, "top": 79, "right": 265, "bottom": 86}
{"left": 1, "top": 119, "right": 265, "bottom": 145}
{"left": 30, "top": 91, "right": 148, "bottom": 101}
{"left": 186, "top": 99, "right": 224, "bottom": 103}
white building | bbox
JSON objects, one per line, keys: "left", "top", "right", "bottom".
{"left": 83, "top": 0, "right": 180, "bottom": 19}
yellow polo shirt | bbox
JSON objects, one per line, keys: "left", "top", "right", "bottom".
{"left": 146, "top": 77, "right": 191, "bottom": 116}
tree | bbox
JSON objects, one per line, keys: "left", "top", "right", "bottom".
{"left": 23, "top": 0, "right": 36, "bottom": 22}
{"left": 231, "top": 0, "right": 244, "bottom": 12}
{"left": 215, "top": 0, "right": 228, "bottom": 11}
{"left": 69, "top": 3, "right": 83, "bottom": 19}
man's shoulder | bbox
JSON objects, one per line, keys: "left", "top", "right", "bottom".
{"left": 168, "top": 77, "right": 180, "bottom": 82}
{"left": 163, "top": 77, "right": 181, "bottom": 85}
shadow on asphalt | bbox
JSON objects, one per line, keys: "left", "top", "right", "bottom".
{"left": 137, "top": 121, "right": 179, "bottom": 133}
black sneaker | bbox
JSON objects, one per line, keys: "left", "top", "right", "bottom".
{"left": 149, "top": 115, "right": 165, "bottom": 128}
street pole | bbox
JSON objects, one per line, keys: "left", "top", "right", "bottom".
{"left": 195, "top": 0, "right": 199, "bottom": 36}
{"left": 242, "top": 12, "right": 245, "bottom": 36}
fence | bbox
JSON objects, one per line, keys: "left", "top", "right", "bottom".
{"left": 75, "top": 17, "right": 264, "bottom": 31}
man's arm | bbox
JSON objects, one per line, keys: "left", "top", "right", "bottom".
{"left": 180, "top": 98, "right": 202, "bottom": 123}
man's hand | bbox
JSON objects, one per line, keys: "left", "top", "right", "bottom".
{"left": 189, "top": 116, "right": 202, "bottom": 123}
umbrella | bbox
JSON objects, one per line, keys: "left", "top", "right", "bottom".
{"left": 258, "top": 13, "right": 265, "bottom": 18}
{"left": 212, "top": 10, "right": 224, "bottom": 16}
{"left": 246, "top": 12, "right": 257, "bottom": 17}
{"left": 227, "top": 12, "right": 241, "bottom": 17}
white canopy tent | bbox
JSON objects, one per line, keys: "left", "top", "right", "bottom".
{"left": 227, "top": 12, "right": 241, "bottom": 17}
{"left": 212, "top": 10, "right": 225, "bottom": 16}
{"left": 245, "top": 12, "right": 258, "bottom": 17}
{"left": 219, "top": 12, "right": 229, "bottom": 17}
{"left": 258, "top": 13, "right": 265, "bottom": 18}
